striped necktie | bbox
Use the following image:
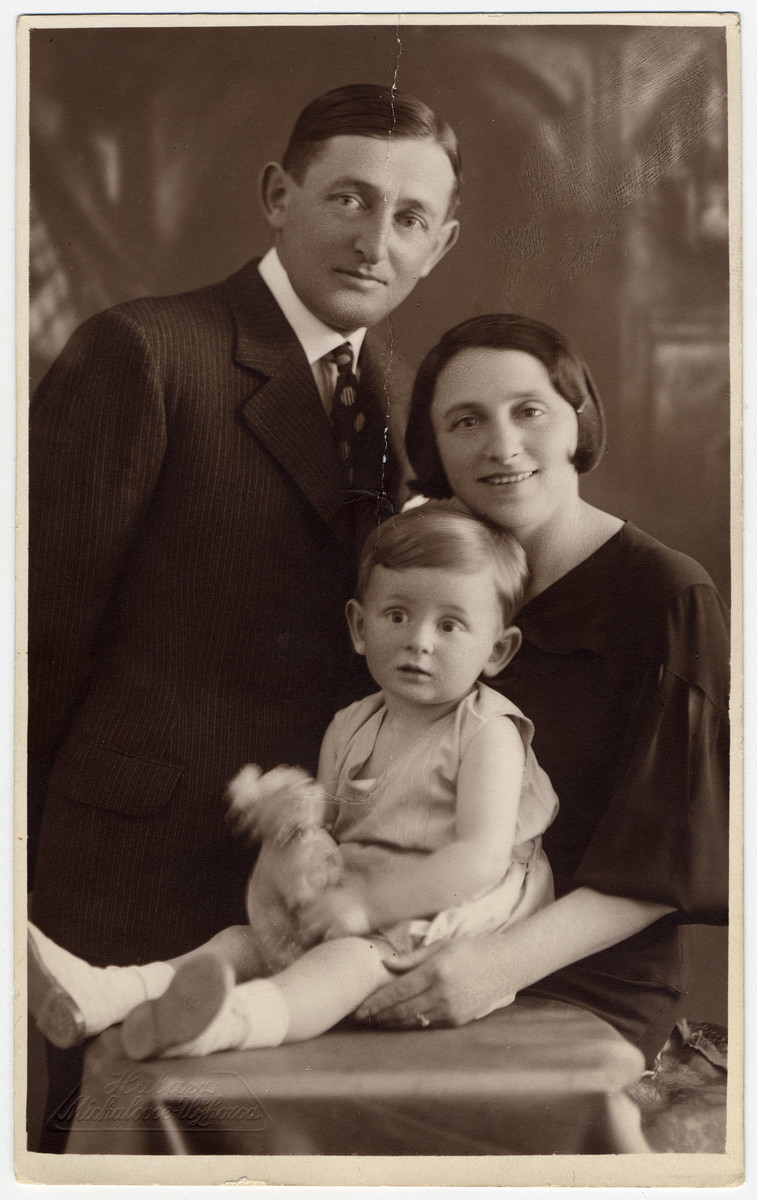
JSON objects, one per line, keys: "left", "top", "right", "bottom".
{"left": 327, "top": 343, "right": 365, "bottom": 486}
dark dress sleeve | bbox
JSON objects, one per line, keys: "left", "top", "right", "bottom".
{"left": 572, "top": 581, "right": 729, "bottom": 922}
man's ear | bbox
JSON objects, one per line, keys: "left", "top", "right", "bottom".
{"left": 418, "top": 219, "right": 460, "bottom": 280}
{"left": 260, "top": 162, "right": 295, "bottom": 230}
{"left": 482, "top": 625, "right": 522, "bottom": 679}
{"left": 345, "top": 598, "right": 367, "bottom": 657}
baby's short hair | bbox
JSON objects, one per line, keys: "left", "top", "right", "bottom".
{"left": 356, "top": 501, "right": 528, "bottom": 626}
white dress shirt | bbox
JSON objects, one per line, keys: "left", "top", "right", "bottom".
{"left": 258, "top": 248, "right": 367, "bottom": 416}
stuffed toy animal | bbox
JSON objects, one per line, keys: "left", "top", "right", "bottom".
{"left": 226, "top": 764, "right": 343, "bottom": 973}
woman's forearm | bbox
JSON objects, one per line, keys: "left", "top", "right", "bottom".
{"left": 493, "top": 887, "right": 675, "bottom": 994}
{"left": 354, "top": 886, "right": 676, "bottom": 1026}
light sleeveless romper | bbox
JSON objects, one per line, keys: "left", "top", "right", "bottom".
{"left": 326, "top": 682, "right": 558, "bottom": 954}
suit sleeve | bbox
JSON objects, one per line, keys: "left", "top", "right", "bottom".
{"left": 28, "top": 306, "right": 169, "bottom": 873}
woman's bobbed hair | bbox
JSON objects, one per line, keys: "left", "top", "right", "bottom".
{"left": 405, "top": 314, "right": 607, "bottom": 499}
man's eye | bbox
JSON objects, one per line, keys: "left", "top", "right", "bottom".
{"left": 440, "top": 619, "right": 461, "bottom": 633}
{"left": 335, "top": 194, "right": 362, "bottom": 209}
{"left": 387, "top": 610, "right": 405, "bottom": 624}
{"left": 397, "top": 213, "right": 425, "bottom": 230}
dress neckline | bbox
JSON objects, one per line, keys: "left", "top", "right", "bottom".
{"left": 520, "top": 521, "right": 629, "bottom": 617}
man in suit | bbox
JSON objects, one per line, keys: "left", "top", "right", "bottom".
{"left": 28, "top": 83, "right": 461, "bottom": 977}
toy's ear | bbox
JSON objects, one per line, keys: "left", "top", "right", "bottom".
{"left": 481, "top": 625, "right": 521, "bottom": 678}
{"left": 345, "top": 598, "right": 366, "bottom": 657}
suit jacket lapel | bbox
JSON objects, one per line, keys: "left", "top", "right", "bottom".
{"left": 225, "top": 261, "right": 354, "bottom": 555}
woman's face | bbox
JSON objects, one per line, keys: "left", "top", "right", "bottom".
{"left": 430, "top": 348, "right": 580, "bottom": 538}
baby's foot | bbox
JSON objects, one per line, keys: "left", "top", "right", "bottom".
{"left": 121, "top": 954, "right": 237, "bottom": 1060}
{"left": 28, "top": 925, "right": 87, "bottom": 1049}
{"left": 27, "top": 923, "right": 175, "bottom": 1048}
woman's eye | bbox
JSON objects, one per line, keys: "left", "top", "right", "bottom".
{"left": 519, "top": 405, "right": 545, "bottom": 419}
{"left": 452, "top": 415, "right": 479, "bottom": 430}
{"left": 440, "top": 619, "right": 461, "bottom": 633}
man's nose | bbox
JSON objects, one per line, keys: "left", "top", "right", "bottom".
{"left": 354, "top": 210, "right": 392, "bottom": 263}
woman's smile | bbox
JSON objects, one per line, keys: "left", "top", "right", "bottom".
{"left": 477, "top": 469, "right": 538, "bottom": 485}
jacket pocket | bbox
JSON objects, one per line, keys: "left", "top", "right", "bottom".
{"left": 48, "top": 737, "right": 182, "bottom": 817}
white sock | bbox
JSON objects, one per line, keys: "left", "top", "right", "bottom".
{"left": 29, "top": 922, "right": 175, "bottom": 1035}
{"left": 104, "top": 961, "right": 176, "bottom": 1005}
{"left": 163, "top": 978, "right": 290, "bottom": 1058}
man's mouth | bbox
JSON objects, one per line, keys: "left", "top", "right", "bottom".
{"left": 397, "top": 664, "right": 432, "bottom": 678}
{"left": 337, "top": 269, "right": 387, "bottom": 287}
{"left": 478, "top": 470, "right": 537, "bottom": 485}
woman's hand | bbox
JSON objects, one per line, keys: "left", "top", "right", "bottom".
{"left": 354, "top": 935, "right": 515, "bottom": 1029}
{"left": 353, "top": 889, "right": 675, "bottom": 1030}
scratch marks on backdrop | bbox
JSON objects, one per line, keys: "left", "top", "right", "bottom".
{"left": 392, "top": 22, "right": 403, "bottom": 104}
{"left": 491, "top": 29, "right": 727, "bottom": 297}
{"left": 379, "top": 22, "right": 404, "bottom": 522}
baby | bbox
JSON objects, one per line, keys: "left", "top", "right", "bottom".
{"left": 29, "top": 503, "right": 558, "bottom": 1058}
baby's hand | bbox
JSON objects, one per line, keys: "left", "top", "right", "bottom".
{"left": 297, "top": 887, "right": 373, "bottom": 944}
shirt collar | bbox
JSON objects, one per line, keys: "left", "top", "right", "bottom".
{"left": 258, "top": 248, "right": 367, "bottom": 366}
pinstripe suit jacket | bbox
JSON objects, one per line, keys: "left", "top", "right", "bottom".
{"left": 29, "top": 258, "right": 405, "bottom": 965}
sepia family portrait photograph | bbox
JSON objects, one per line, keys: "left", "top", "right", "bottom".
{"left": 15, "top": 11, "right": 742, "bottom": 1190}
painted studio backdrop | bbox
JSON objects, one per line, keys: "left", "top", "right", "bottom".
{"left": 28, "top": 21, "right": 730, "bottom": 1020}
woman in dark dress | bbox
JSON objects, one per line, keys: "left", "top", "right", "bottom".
{"left": 354, "top": 314, "right": 729, "bottom": 1063}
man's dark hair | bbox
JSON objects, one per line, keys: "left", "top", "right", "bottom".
{"left": 283, "top": 84, "right": 462, "bottom": 215}
{"left": 406, "top": 314, "right": 607, "bottom": 498}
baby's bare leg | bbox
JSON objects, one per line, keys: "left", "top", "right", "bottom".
{"left": 273, "top": 936, "right": 394, "bottom": 1042}
{"left": 168, "top": 925, "right": 267, "bottom": 983}
{"left": 123, "top": 937, "right": 395, "bottom": 1058}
